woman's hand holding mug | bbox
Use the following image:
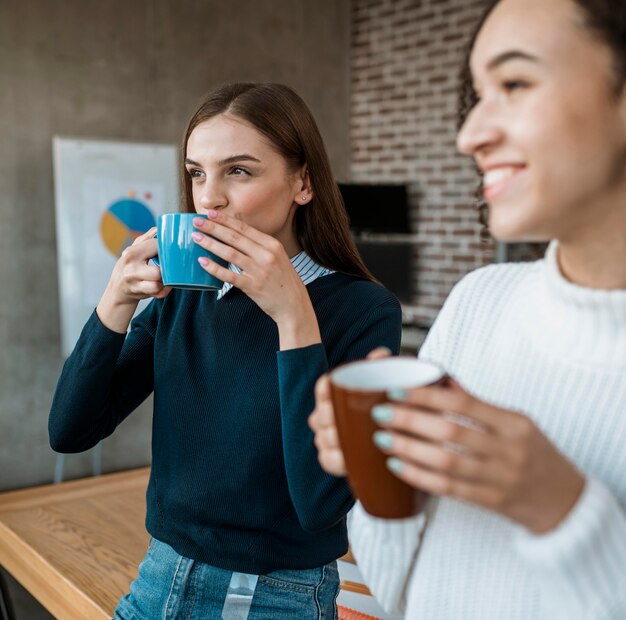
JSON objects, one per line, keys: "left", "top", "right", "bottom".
{"left": 308, "top": 347, "right": 393, "bottom": 478}
{"left": 373, "top": 384, "right": 586, "bottom": 533}
{"left": 191, "top": 209, "right": 321, "bottom": 350}
{"left": 97, "top": 227, "right": 171, "bottom": 333}
{"left": 309, "top": 349, "right": 585, "bottom": 533}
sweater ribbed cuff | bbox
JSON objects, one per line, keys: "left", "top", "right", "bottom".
{"left": 348, "top": 501, "right": 426, "bottom": 615}
{"left": 514, "top": 478, "right": 626, "bottom": 616}
{"left": 92, "top": 307, "right": 126, "bottom": 335}
{"left": 76, "top": 309, "right": 127, "bottom": 361}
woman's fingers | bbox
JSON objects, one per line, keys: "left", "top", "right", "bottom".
{"left": 192, "top": 213, "right": 286, "bottom": 280}
{"left": 366, "top": 347, "right": 392, "bottom": 360}
{"left": 193, "top": 211, "right": 269, "bottom": 259}
{"left": 317, "top": 445, "right": 347, "bottom": 477}
{"left": 371, "top": 379, "right": 585, "bottom": 532}
{"left": 375, "top": 430, "right": 509, "bottom": 486}
{"left": 309, "top": 376, "right": 335, "bottom": 434}
{"left": 117, "top": 229, "right": 169, "bottom": 294}
{"left": 126, "top": 254, "right": 165, "bottom": 283}
{"left": 192, "top": 229, "right": 251, "bottom": 274}
{"left": 153, "top": 285, "right": 172, "bottom": 299}
{"left": 133, "top": 226, "right": 158, "bottom": 243}
{"left": 193, "top": 211, "right": 311, "bottom": 326}
{"left": 393, "top": 383, "right": 537, "bottom": 444}
{"left": 392, "top": 384, "right": 513, "bottom": 435}
{"left": 121, "top": 228, "right": 160, "bottom": 265}
{"left": 314, "top": 374, "right": 332, "bottom": 407}
{"left": 192, "top": 216, "right": 255, "bottom": 261}
{"left": 374, "top": 404, "right": 507, "bottom": 458}
{"left": 313, "top": 422, "right": 342, "bottom": 453}
{"left": 385, "top": 458, "right": 502, "bottom": 508}
{"left": 203, "top": 209, "right": 276, "bottom": 249}
{"left": 134, "top": 279, "right": 167, "bottom": 296}
{"left": 195, "top": 253, "right": 245, "bottom": 290}
{"left": 313, "top": 419, "right": 347, "bottom": 476}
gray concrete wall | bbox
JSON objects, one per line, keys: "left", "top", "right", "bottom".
{"left": 0, "top": 0, "right": 351, "bottom": 491}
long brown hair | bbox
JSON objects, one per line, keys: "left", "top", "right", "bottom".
{"left": 181, "top": 82, "right": 375, "bottom": 281}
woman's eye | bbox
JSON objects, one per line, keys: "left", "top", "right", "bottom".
{"left": 502, "top": 79, "right": 528, "bottom": 93}
{"left": 187, "top": 168, "right": 204, "bottom": 179}
{"left": 228, "top": 166, "right": 250, "bottom": 176}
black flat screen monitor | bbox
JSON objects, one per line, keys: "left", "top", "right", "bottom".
{"left": 338, "top": 183, "right": 410, "bottom": 234}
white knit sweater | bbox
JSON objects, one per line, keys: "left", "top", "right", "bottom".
{"left": 348, "top": 242, "right": 626, "bottom": 619}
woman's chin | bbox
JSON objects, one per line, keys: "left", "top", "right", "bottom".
{"left": 488, "top": 211, "right": 552, "bottom": 245}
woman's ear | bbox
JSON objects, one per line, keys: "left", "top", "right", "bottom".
{"left": 294, "top": 166, "right": 313, "bottom": 205}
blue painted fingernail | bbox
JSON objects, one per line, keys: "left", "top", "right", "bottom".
{"left": 387, "top": 458, "right": 405, "bottom": 474}
{"left": 191, "top": 232, "right": 203, "bottom": 242}
{"left": 387, "top": 389, "right": 408, "bottom": 401}
{"left": 373, "top": 431, "right": 393, "bottom": 450}
{"left": 371, "top": 405, "right": 394, "bottom": 423}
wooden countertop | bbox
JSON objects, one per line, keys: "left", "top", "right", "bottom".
{"left": 0, "top": 467, "right": 366, "bottom": 619}
{"left": 0, "top": 467, "right": 150, "bottom": 619}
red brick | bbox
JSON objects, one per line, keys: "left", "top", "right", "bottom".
{"left": 350, "top": 0, "right": 507, "bottom": 324}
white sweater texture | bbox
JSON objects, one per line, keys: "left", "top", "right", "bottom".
{"left": 348, "top": 242, "right": 626, "bottom": 619}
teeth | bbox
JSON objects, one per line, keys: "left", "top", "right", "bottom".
{"left": 483, "top": 167, "right": 517, "bottom": 188}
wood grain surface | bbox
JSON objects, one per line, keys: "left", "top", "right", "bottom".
{"left": 0, "top": 467, "right": 365, "bottom": 619}
{"left": 0, "top": 468, "right": 150, "bottom": 619}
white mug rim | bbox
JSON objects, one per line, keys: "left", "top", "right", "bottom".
{"left": 329, "top": 356, "right": 445, "bottom": 391}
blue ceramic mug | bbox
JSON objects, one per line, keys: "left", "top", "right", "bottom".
{"left": 151, "top": 213, "right": 228, "bottom": 290}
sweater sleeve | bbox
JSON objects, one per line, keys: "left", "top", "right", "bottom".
{"left": 344, "top": 276, "right": 470, "bottom": 613}
{"left": 513, "top": 477, "right": 626, "bottom": 619}
{"left": 48, "top": 304, "right": 158, "bottom": 453}
{"left": 348, "top": 501, "right": 426, "bottom": 615}
{"left": 277, "top": 298, "right": 402, "bottom": 533}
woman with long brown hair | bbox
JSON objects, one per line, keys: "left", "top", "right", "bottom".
{"left": 49, "top": 82, "right": 402, "bottom": 618}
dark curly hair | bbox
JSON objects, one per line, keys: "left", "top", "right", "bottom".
{"left": 457, "top": 0, "right": 626, "bottom": 235}
{"left": 457, "top": 1, "right": 498, "bottom": 237}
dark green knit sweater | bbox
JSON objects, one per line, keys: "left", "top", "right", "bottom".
{"left": 49, "top": 273, "right": 401, "bottom": 573}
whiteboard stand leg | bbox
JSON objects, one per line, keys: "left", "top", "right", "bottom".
{"left": 53, "top": 443, "right": 102, "bottom": 484}
{"left": 53, "top": 453, "right": 65, "bottom": 484}
{"left": 93, "top": 441, "right": 103, "bottom": 477}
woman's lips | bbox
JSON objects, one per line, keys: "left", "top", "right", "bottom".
{"left": 483, "top": 165, "right": 527, "bottom": 200}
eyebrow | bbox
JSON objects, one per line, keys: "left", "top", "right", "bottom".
{"left": 486, "top": 50, "right": 540, "bottom": 71}
{"left": 184, "top": 154, "right": 262, "bottom": 167}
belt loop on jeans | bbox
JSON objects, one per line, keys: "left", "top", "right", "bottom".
{"left": 221, "top": 572, "right": 259, "bottom": 620}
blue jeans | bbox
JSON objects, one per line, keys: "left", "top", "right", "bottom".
{"left": 113, "top": 538, "right": 340, "bottom": 619}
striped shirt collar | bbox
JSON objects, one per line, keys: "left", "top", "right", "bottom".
{"left": 216, "top": 251, "right": 334, "bottom": 300}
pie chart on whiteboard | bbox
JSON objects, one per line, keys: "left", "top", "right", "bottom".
{"left": 100, "top": 198, "right": 156, "bottom": 257}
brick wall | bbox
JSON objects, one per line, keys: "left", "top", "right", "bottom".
{"left": 349, "top": 0, "right": 494, "bottom": 326}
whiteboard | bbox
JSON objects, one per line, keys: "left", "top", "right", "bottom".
{"left": 53, "top": 137, "right": 179, "bottom": 357}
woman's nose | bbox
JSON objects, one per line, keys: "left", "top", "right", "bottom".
{"left": 456, "top": 100, "right": 503, "bottom": 157}
{"left": 197, "top": 183, "right": 227, "bottom": 211}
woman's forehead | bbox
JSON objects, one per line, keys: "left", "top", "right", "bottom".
{"left": 188, "top": 116, "right": 269, "bottom": 154}
{"left": 470, "top": 0, "right": 577, "bottom": 70}
{"left": 470, "top": 0, "right": 614, "bottom": 94}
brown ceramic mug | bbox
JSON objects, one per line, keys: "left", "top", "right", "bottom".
{"left": 329, "top": 357, "right": 446, "bottom": 519}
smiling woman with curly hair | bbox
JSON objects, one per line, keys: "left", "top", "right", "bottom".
{"left": 310, "top": 0, "right": 626, "bottom": 618}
